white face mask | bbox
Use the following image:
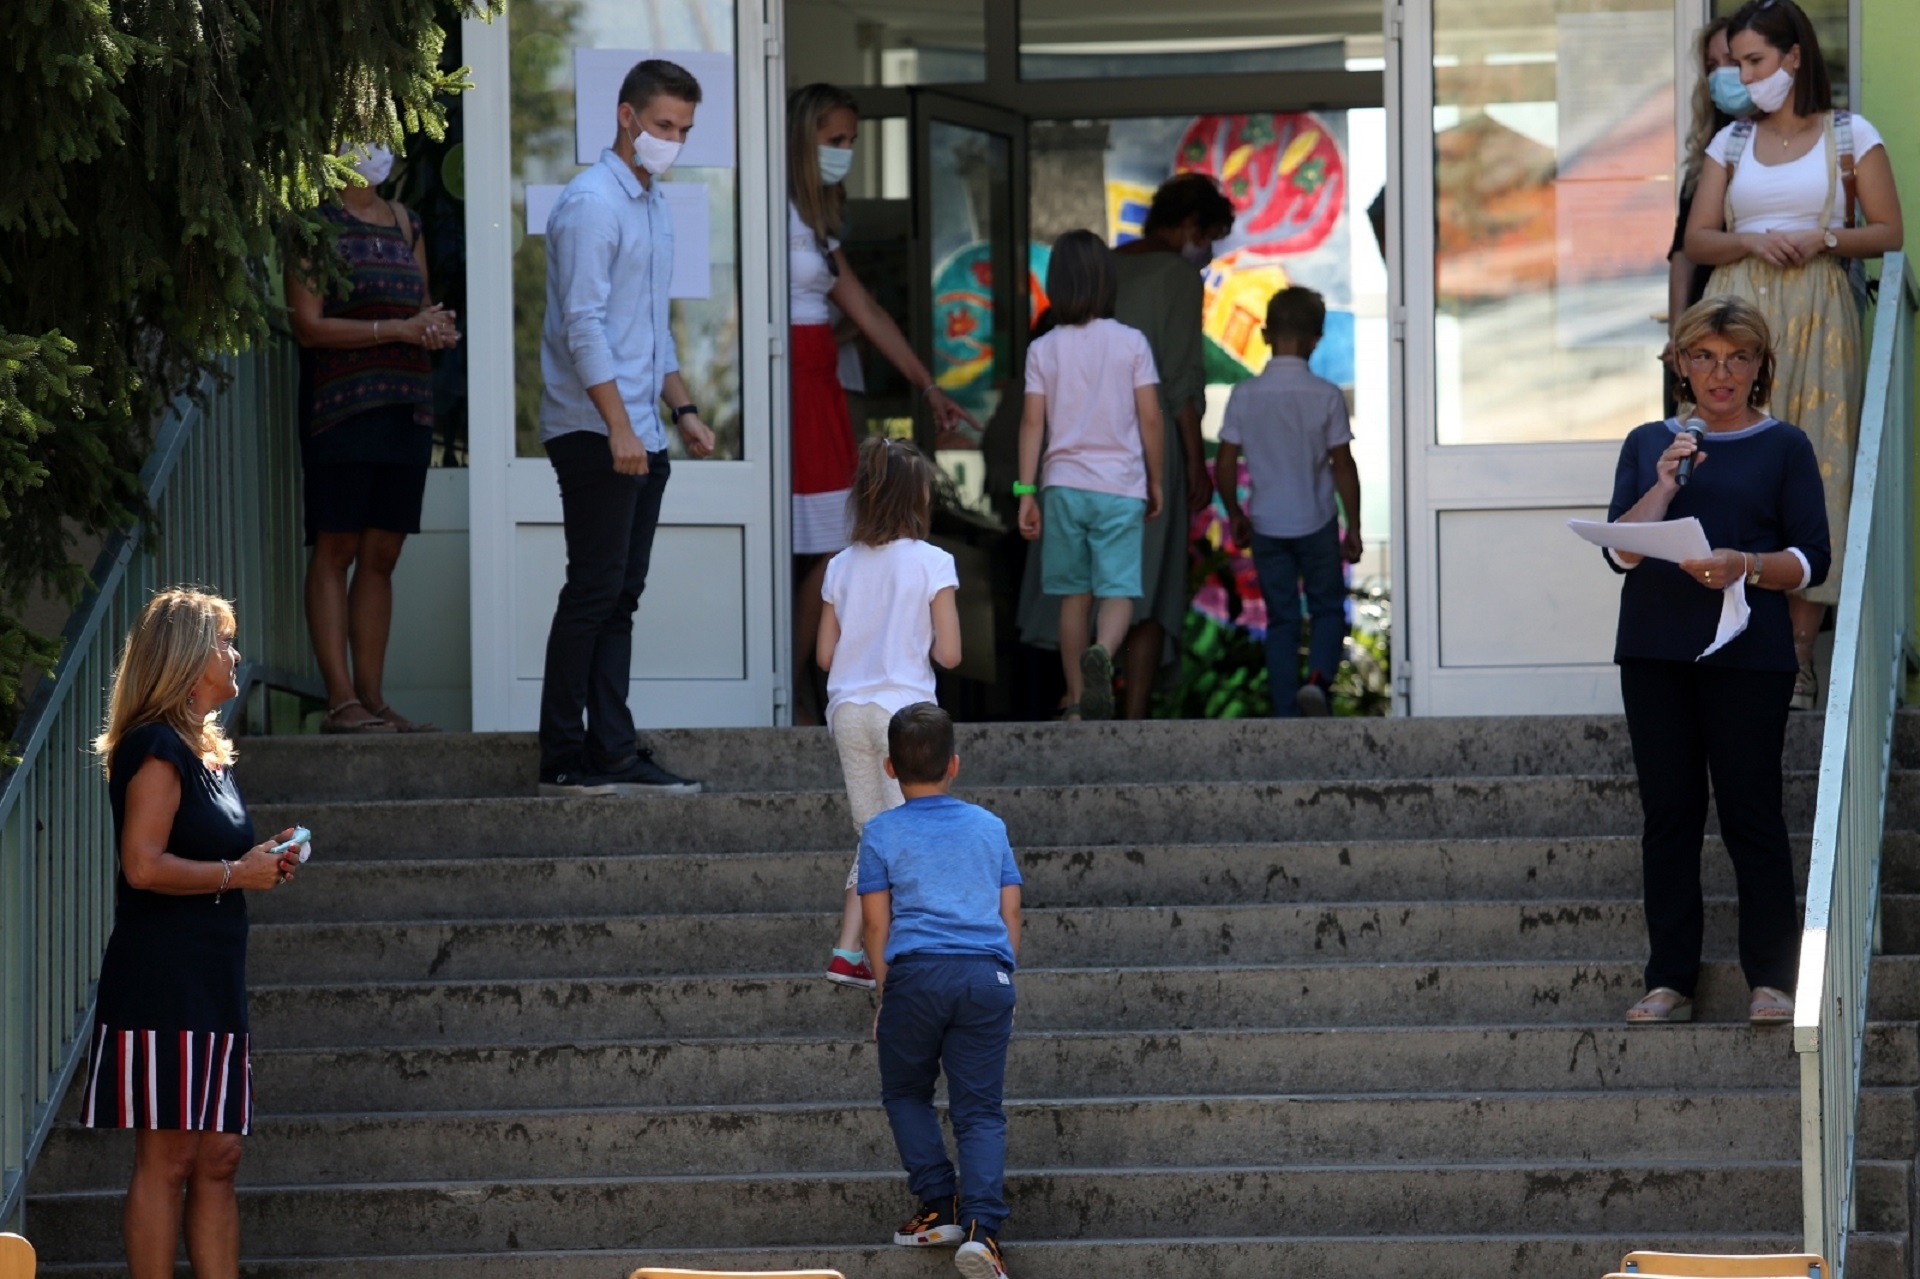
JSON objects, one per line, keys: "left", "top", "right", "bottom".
{"left": 348, "top": 145, "right": 394, "bottom": 186}
{"left": 817, "top": 145, "right": 854, "bottom": 186}
{"left": 629, "top": 125, "right": 684, "bottom": 176}
{"left": 1746, "top": 65, "right": 1795, "bottom": 114}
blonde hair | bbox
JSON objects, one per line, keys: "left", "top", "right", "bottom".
{"left": 95, "top": 587, "right": 239, "bottom": 775}
{"left": 1683, "top": 17, "right": 1736, "bottom": 198}
{"left": 1673, "top": 295, "right": 1776, "bottom": 409}
{"left": 787, "top": 82, "right": 857, "bottom": 253}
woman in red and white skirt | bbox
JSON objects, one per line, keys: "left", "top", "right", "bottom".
{"left": 787, "top": 83, "right": 978, "bottom": 724}
{"left": 86, "top": 589, "right": 303, "bottom": 1278}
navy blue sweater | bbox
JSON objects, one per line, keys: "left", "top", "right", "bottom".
{"left": 1607, "top": 417, "right": 1830, "bottom": 671}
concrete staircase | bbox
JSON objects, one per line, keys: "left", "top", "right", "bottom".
{"left": 25, "top": 715, "right": 1920, "bottom": 1277}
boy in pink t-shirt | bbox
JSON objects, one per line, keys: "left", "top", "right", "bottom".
{"left": 1015, "top": 230, "right": 1165, "bottom": 721}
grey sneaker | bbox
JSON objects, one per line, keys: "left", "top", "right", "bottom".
{"left": 597, "top": 748, "right": 702, "bottom": 796}
{"left": 1079, "top": 644, "right": 1115, "bottom": 721}
{"left": 1295, "top": 676, "right": 1330, "bottom": 718}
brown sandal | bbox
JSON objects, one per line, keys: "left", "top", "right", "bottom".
{"left": 321, "top": 699, "right": 397, "bottom": 734}
{"left": 373, "top": 703, "right": 440, "bottom": 733}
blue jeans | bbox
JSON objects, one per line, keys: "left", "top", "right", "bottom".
{"left": 1251, "top": 518, "right": 1348, "bottom": 717}
{"left": 876, "top": 954, "right": 1016, "bottom": 1235}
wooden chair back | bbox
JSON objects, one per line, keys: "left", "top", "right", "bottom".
{"left": 0, "top": 1233, "right": 35, "bottom": 1279}
{"left": 1612, "top": 1253, "right": 1826, "bottom": 1278}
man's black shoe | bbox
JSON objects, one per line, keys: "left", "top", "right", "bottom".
{"left": 596, "top": 748, "right": 702, "bottom": 796}
{"left": 537, "top": 770, "right": 617, "bottom": 797}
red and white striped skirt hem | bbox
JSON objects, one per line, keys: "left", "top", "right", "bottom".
{"left": 80, "top": 1026, "right": 252, "bottom": 1134}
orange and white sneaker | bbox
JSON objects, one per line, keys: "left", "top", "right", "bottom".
{"left": 893, "top": 1196, "right": 963, "bottom": 1246}
{"left": 955, "top": 1221, "right": 1009, "bottom": 1279}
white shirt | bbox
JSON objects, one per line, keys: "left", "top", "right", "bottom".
{"left": 789, "top": 204, "right": 838, "bottom": 326}
{"left": 1707, "top": 113, "right": 1885, "bottom": 233}
{"left": 822, "top": 539, "right": 960, "bottom": 724}
{"left": 1024, "top": 318, "right": 1159, "bottom": 501}
{"left": 1219, "top": 356, "right": 1354, "bottom": 538}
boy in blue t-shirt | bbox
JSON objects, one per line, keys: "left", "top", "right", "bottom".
{"left": 859, "top": 702, "right": 1024, "bottom": 1279}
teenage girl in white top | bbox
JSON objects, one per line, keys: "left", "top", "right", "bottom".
{"left": 816, "top": 435, "right": 963, "bottom": 988}
{"left": 1683, "top": 0, "right": 1903, "bottom": 708}
{"left": 787, "top": 83, "right": 978, "bottom": 725}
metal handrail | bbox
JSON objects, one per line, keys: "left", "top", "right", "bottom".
{"left": 0, "top": 338, "right": 316, "bottom": 1228}
{"left": 1796, "top": 250, "right": 1918, "bottom": 1275}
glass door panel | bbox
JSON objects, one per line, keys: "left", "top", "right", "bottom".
{"left": 1432, "top": 0, "right": 1675, "bottom": 445}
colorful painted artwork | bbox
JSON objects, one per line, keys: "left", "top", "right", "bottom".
{"left": 930, "top": 241, "right": 1054, "bottom": 418}
{"left": 1174, "top": 113, "right": 1346, "bottom": 258}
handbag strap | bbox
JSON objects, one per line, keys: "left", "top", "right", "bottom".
{"left": 1722, "top": 120, "right": 1754, "bottom": 231}
{"left": 1834, "top": 110, "right": 1859, "bottom": 229}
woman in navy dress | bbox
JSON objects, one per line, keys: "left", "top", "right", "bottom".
{"left": 1605, "top": 297, "right": 1829, "bottom": 1028}
{"left": 85, "top": 588, "right": 301, "bottom": 1279}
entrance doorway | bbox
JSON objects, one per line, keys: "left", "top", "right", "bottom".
{"left": 785, "top": 0, "right": 1390, "bottom": 719}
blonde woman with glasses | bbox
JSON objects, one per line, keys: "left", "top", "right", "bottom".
{"left": 1604, "top": 298, "right": 1829, "bottom": 1029}
{"left": 85, "top": 588, "right": 301, "bottom": 1279}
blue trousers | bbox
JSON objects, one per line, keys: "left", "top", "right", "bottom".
{"left": 876, "top": 954, "right": 1016, "bottom": 1235}
{"left": 1251, "top": 518, "right": 1348, "bottom": 717}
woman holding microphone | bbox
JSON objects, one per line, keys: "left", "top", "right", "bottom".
{"left": 1605, "top": 297, "right": 1828, "bottom": 1027}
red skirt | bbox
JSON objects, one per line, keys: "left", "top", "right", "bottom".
{"left": 791, "top": 324, "right": 858, "bottom": 554}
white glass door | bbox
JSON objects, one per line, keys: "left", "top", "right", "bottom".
{"left": 464, "top": 0, "right": 783, "bottom": 729}
{"left": 1392, "top": 0, "right": 1701, "bottom": 715}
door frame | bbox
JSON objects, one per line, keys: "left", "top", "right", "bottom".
{"left": 463, "top": 2, "right": 786, "bottom": 730}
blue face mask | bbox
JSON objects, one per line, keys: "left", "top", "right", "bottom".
{"left": 817, "top": 145, "right": 854, "bottom": 186}
{"left": 1709, "top": 66, "right": 1753, "bottom": 115}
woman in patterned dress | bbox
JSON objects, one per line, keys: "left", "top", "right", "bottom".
{"left": 287, "top": 143, "right": 459, "bottom": 733}
{"left": 86, "top": 588, "right": 302, "bottom": 1277}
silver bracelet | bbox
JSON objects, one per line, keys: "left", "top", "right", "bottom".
{"left": 214, "top": 859, "right": 234, "bottom": 903}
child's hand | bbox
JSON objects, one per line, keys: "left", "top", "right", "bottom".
{"left": 1145, "top": 480, "right": 1163, "bottom": 522}
{"left": 1229, "top": 511, "right": 1253, "bottom": 549}
{"left": 1017, "top": 493, "right": 1042, "bottom": 540}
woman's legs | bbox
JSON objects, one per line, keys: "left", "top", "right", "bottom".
{"left": 304, "top": 532, "right": 363, "bottom": 713}
{"left": 125, "top": 1129, "right": 243, "bottom": 1279}
{"left": 1699, "top": 665, "right": 1800, "bottom": 994}
{"left": 794, "top": 555, "right": 829, "bottom": 726}
{"left": 1789, "top": 594, "right": 1824, "bottom": 693}
{"left": 1618, "top": 660, "right": 1712, "bottom": 998}
{"left": 1121, "top": 619, "right": 1162, "bottom": 720}
{"left": 349, "top": 528, "right": 408, "bottom": 716}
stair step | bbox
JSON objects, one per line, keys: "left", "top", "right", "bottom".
{"left": 32, "top": 1234, "right": 1914, "bottom": 1279}
{"left": 197, "top": 1022, "right": 1904, "bottom": 1113}
{"left": 39, "top": 1087, "right": 1916, "bottom": 1190}
{"left": 241, "top": 957, "right": 1920, "bottom": 1047}
{"left": 248, "top": 835, "right": 1879, "bottom": 924}
{"left": 27, "top": 1161, "right": 1913, "bottom": 1259}
{"left": 235, "top": 713, "right": 1920, "bottom": 803}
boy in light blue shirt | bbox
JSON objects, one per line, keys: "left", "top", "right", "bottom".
{"left": 859, "top": 702, "right": 1023, "bottom": 1279}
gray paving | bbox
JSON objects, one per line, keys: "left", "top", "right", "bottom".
{"left": 27, "top": 713, "right": 1920, "bottom": 1277}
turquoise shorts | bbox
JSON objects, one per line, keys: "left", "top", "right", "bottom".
{"left": 1041, "top": 485, "right": 1146, "bottom": 598}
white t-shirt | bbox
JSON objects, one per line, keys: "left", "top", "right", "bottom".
{"left": 1024, "top": 318, "right": 1159, "bottom": 500}
{"left": 789, "top": 203, "right": 838, "bottom": 325}
{"left": 1706, "top": 114, "right": 1885, "bottom": 232}
{"left": 1219, "top": 356, "right": 1354, "bottom": 539}
{"left": 821, "top": 539, "right": 960, "bottom": 724}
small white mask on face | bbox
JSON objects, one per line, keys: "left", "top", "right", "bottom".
{"left": 817, "top": 145, "right": 855, "bottom": 186}
{"left": 1746, "top": 65, "right": 1795, "bottom": 114}
{"left": 630, "top": 126, "right": 684, "bottom": 176}
{"left": 348, "top": 144, "right": 394, "bottom": 185}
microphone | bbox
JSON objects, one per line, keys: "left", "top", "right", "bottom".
{"left": 1675, "top": 417, "right": 1706, "bottom": 487}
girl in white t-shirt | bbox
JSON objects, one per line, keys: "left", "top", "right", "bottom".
{"left": 1682, "top": 0, "right": 1904, "bottom": 708}
{"left": 816, "top": 435, "right": 963, "bottom": 988}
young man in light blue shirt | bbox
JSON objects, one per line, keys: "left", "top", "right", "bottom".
{"left": 538, "top": 59, "right": 716, "bottom": 797}
{"left": 860, "top": 703, "right": 1023, "bottom": 1279}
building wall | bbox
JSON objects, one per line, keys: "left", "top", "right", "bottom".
{"left": 1859, "top": 0, "right": 1920, "bottom": 618}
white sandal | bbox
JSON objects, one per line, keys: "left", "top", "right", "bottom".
{"left": 1626, "top": 987, "right": 1694, "bottom": 1025}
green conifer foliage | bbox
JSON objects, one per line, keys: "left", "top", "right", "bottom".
{"left": 0, "top": 0, "right": 493, "bottom": 759}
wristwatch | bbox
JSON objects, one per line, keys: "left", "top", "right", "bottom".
{"left": 1824, "top": 229, "right": 1840, "bottom": 251}
{"left": 1746, "top": 554, "right": 1763, "bottom": 587}
{"left": 671, "top": 403, "right": 699, "bottom": 421}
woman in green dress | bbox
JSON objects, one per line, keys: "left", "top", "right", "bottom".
{"left": 1017, "top": 174, "right": 1235, "bottom": 717}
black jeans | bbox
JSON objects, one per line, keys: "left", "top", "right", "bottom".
{"left": 538, "top": 431, "right": 670, "bottom": 776}
{"left": 1619, "top": 659, "right": 1799, "bottom": 997}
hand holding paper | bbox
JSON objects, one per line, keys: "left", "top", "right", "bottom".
{"left": 1568, "top": 517, "right": 1750, "bottom": 659}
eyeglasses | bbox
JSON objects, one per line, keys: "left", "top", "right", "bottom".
{"left": 1684, "top": 350, "right": 1760, "bottom": 376}
{"left": 214, "top": 634, "right": 239, "bottom": 655}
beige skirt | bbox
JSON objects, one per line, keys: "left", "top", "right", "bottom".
{"left": 1702, "top": 255, "right": 1861, "bottom": 606}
